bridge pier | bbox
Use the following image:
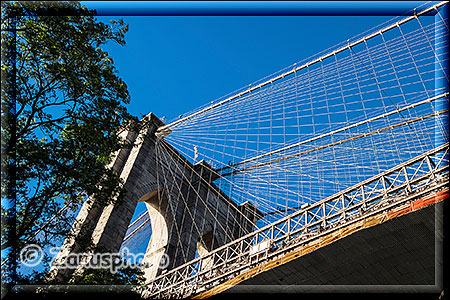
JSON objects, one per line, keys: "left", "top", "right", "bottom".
{"left": 49, "top": 113, "right": 261, "bottom": 283}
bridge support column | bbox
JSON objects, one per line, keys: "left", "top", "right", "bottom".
{"left": 139, "top": 158, "right": 262, "bottom": 282}
{"left": 49, "top": 114, "right": 262, "bottom": 284}
{"left": 48, "top": 114, "right": 163, "bottom": 281}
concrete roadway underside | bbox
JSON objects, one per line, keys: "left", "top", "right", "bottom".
{"left": 220, "top": 201, "right": 444, "bottom": 294}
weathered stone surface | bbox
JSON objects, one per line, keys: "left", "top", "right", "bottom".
{"left": 51, "top": 114, "right": 262, "bottom": 283}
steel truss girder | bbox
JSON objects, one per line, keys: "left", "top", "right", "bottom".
{"left": 143, "top": 143, "right": 449, "bottom": 299}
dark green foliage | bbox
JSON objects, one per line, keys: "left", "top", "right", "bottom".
{"left": 1, "top": 0, "right": 147, "bottom": 289}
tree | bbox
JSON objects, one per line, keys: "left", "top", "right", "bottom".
{"left": 1, "top": 1, "right": 146, "bottom": 287}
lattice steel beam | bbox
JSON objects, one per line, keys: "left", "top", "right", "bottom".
{"left": 143, "top": 144, "right": 448, "bottom": 298}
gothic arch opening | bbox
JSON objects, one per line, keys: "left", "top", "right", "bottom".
{"left": 119, "top": 201, "right": 152, "bottom": 263}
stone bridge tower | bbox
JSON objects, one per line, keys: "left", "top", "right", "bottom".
{"left": 50, "top": 113, "right": 262, "bottom": 282}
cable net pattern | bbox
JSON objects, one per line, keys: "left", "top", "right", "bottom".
{"left": 122, "top": 6, "right": 448, "bottom": 266}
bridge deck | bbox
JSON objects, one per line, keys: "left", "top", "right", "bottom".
{"left": 194, "top": 189, "right": 446, "bottom": 297}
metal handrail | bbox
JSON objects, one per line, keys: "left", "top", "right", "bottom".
{"left": 145, "top": 144, "right": 449, "bottom": 298}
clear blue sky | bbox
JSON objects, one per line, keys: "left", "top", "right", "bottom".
{"left": 77, "top": 2, "right": 423, "bottom": 256}
{"left": 15, "top": 0, "right": 441, "bottom": 274}
{"left": 80, "top": 2, "right": 416, "bottom": 122}
{"left": 89, "top": 2, "right": 444, "bottom": 267}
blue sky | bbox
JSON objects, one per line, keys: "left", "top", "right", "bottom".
{"left": 13, "top": 0, "right": 446, "bottom": 274}
{"left": 78, "top": 2, "right": 419, "bottom": 257}
{"left": 85, "top": 12, "right": 399, "bottom": 121}
{"left": 89, "top": 13, "right": 395, "bottom": 227}
{"left": 80, "top": 2, "right": 442, "bottom": 123}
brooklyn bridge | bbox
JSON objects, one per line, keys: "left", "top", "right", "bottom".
{"left": 47, "top": 2, "right": 448, "bottom": 298}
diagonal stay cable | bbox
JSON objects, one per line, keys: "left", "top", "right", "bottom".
{"left": 221, "top": 108, "right": 448, "bottom": 177}
{"left": 156, "top": 1, "right": 447, "bottom": 135}
{"left": 216, "top": 93, "right": 448, "bottom": 173}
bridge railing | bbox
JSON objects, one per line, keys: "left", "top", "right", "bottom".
{"left": 144, "top": 143, "right": 448, "bottom": 298}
